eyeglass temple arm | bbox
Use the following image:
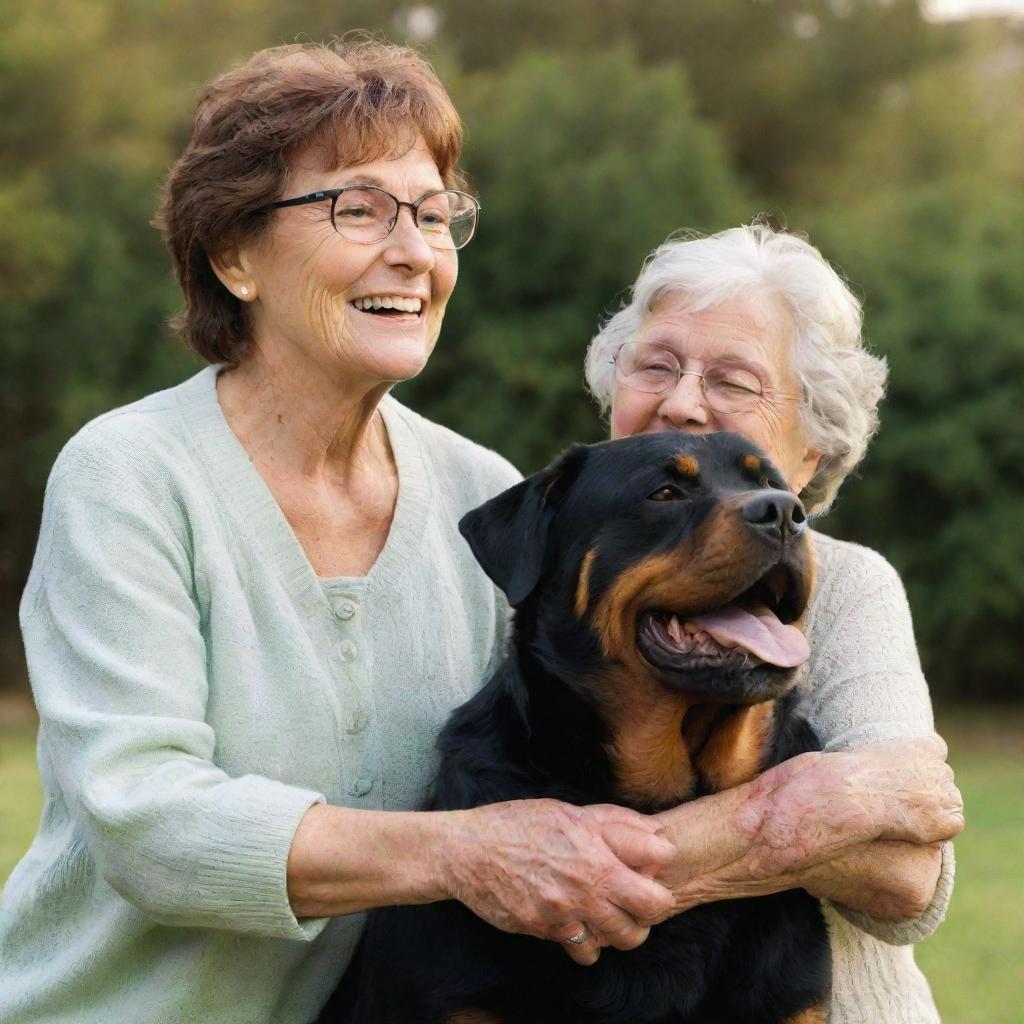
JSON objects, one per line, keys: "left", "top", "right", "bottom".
{"left": 268, "top": 191, "right": 337, "bottom": 211}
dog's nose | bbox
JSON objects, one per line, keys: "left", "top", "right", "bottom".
{"left": 740, "top": 490, "right": 807, "bottom": 540}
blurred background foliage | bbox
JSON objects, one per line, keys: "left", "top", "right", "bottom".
{"left": 1, "top": 0, "right": 1023, "bottom": 701}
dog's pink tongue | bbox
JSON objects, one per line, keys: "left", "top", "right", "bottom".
{"left": 688, "top": 605, "right": 810, "bottom": 668}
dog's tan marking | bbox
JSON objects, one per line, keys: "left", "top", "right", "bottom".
{"left": 781, "top": 1002, "right": 829, "bottom": 1024}
{"left": 575, "top": 547, "right": 599, "bottom": 619}
{"left": 448, "top": 1012, "right": 503, "bottom": 1024}
{"left": 674, "top": 453, "right": 700, "bottom": 479}
{"left": 741, "top": 452, "right": 762, "bottom": 475}
{"left": 594, "top": 666, "right": 696, "bottom": 807}
{"left": 696, "top": 702, "right": 776, "bottom": 792}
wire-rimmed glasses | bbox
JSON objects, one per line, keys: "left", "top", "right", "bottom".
{"left": 266, "top": 184, "right": 480, "bottom": 250}
{"left": 612, "top": 342, "right": 801, "bottom": 414}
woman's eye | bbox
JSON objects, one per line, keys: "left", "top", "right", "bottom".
{"left": 418, "top": 208, "right": 450, "bottom": 227}
{"left": 336, "top": 205, "right": 373, "bottom": 220}
{"left": 633, "top": 362, "right": 676, "bottom": 383}
{"left": 706, "top": 366, "right": 762, "bottom": 395}
{"left": 648, "top": 485, "right": 684, "bottom": 502}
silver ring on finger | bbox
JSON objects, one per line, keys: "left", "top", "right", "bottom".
{"left": 566, "top": 927, "right": 588, "bottom": 945}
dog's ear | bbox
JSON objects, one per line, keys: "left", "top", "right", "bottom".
{"left": 459, "top": 445, "right": 590, "bottom": 606}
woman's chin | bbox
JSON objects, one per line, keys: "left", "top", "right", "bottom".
{"left": 364, "top": 349, "right": 434, "bottom": 387}
{"left": 329, "top": 332, "right": 436, "bottom": 386}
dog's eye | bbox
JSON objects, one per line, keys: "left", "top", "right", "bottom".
{"left": 648, "top": 485, "right": 685, "bottom": 502}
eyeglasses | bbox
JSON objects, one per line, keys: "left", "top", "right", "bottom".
{"left": 612, "top": 342, "right": 801, "bottom": 414}
{"left": 265, "top": 184, "right": 480, "bottom": 250}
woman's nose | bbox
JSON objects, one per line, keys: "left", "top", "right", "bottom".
{"left": 384, "top": 209, "right": 435, "bottom": 272}
{"left": 658, "top": 372, "right": 712, "bottom": 429}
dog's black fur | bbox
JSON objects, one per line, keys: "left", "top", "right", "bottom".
{"left": 319, "top": 431, "right": 831, "bottom": 1024}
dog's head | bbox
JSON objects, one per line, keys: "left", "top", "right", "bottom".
{"left": 460, "top": 432, "right": 813, "bottom": 707}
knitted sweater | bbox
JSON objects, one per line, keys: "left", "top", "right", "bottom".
{"left": 0, "top": 367, "right": 951, "bottom": 1023}
{"left": 801, "top": 531, "right": 953, "bottom": 1023}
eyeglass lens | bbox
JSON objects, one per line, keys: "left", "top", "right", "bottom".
{"left": 614, "top": 343, "right": 764, "bottom": 413}
{"left": 332, "top": 187, "right": 477, "bottom": 250}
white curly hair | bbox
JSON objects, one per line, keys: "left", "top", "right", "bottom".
{"left": 584, "top": 223, "right": 888, "bottom": 513}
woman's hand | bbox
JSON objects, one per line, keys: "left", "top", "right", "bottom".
{"left": 653, "top": 734, "right": 963, "bottom": 919}
{"left": 436, "top": 799, "right": 677, "bottom": 965}
{"left": 734, "top": 735, "right": 964, "bottom": 878}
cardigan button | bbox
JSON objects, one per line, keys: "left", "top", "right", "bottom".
{"left": 335, "top": 599, "right": 358, "bottom": 621}
{"left": 348, "top": 777, "right": 374, "bottom": 798}
{"left": 337, "top": 639, "right": 358, "bottom": 662}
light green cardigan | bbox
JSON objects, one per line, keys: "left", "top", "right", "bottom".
{"left": 1, "top": 367, "right": 519, "bottom": 1023}
{"left": 1, "top": 367, "right": 952, "bottom": 1023}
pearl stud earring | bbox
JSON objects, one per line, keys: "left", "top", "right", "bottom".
{"left": 239, "top": 286, "right": 249, "bottom": 297}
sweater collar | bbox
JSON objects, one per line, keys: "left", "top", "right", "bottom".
{"left": 176, "top": 365, "right": 432, "bottom": 608}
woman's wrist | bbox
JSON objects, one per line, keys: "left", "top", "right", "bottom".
{"left": 286, "top": 805, "right": 457, "bottom": 918}
{"left": 653, "top": 783, "right": 766, "bottom": 912}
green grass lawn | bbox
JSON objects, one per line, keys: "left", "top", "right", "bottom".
{"left": 1, "top": 701, "right": 1021, "bottom": 1022}
{"left": 0, "top": 699, "right": 44, "bottom": 883}
{"left": 914, "top": 708, "right": 1024, "bottom": 1024}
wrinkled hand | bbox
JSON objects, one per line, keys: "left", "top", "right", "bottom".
{"left": 438, "top": 799, "right": 676, "bottom": 965}
{"left": 734, "top": 735, "right": 964, "bottom": 879}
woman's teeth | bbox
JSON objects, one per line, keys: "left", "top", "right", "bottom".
{"left": 352, "top": 296, "right": 423, "bottom": 313}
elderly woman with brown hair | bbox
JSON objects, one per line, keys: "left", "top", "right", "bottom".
{"left": 0, "top": 41, "right": 677, "bottom": 1024}
{"left": 580, "top": 224, "right": 963, "bottom": 1023}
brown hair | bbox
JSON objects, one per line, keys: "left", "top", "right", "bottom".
{"left": 155, "top": 39, "right": 465, "bottom": 365}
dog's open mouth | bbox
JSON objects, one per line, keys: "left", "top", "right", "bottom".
{"left": 637, "top": 563, "right": 810, "bottom": 672}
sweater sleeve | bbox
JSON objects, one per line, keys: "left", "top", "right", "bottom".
{"left": 804, "top": 540, "right": 955, "bottom": 946}
{"left": 19, "top": 435, "right": 328, "bottom": 941}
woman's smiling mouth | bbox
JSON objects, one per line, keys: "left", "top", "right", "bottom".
{"left": 350, "top": 295, "right": 425, "bottom": 317}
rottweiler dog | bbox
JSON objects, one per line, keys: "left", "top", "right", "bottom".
{"left": 319, "top": 431, "right": 831, "bottom": 1024}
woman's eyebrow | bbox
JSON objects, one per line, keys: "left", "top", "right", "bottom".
{"left": 333, "top": 173, "right": 388, "bottom": 188}
{"left": 331, "top": 173, "right": 445, "bottom": 196}
{"left": 643, "top": 335, "right": 769, "bottom": 369}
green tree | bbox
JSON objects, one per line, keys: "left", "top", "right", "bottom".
{"left": 807, "top": 36, "right": 1024, "bottom": 700}
{"left": 815, "top": 185, "right": 1024, "bottom": 700}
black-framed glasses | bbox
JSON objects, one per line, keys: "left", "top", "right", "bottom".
{"left": 612, "top": 342, "right": 801, "bottom": 414}
{"left": 265, "top": 184, "right": 480, "bottom": 250}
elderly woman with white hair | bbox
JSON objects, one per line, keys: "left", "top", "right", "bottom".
{"left": 578, "top": 222, "right": 963, "bottom": 1023}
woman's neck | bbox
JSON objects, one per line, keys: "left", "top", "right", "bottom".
{"left": 216, "top": 346, "right": 394, "bottom": 487}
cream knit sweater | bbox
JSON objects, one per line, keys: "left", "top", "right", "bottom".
{"left": 0, "top": 367, "right": 951, "bottom": 1023}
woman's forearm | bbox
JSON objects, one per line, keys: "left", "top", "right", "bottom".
{"left": 649, "top": 776, "right": 850, "bottom": 912}
{"left": 800, "top": 841, "right": 943, "bottom": 919}
{"left": 653, "top": 782, "right": 773, "bottom": 912}
{"left": 287, "top": 805, "right": 449, "bottom": 918}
